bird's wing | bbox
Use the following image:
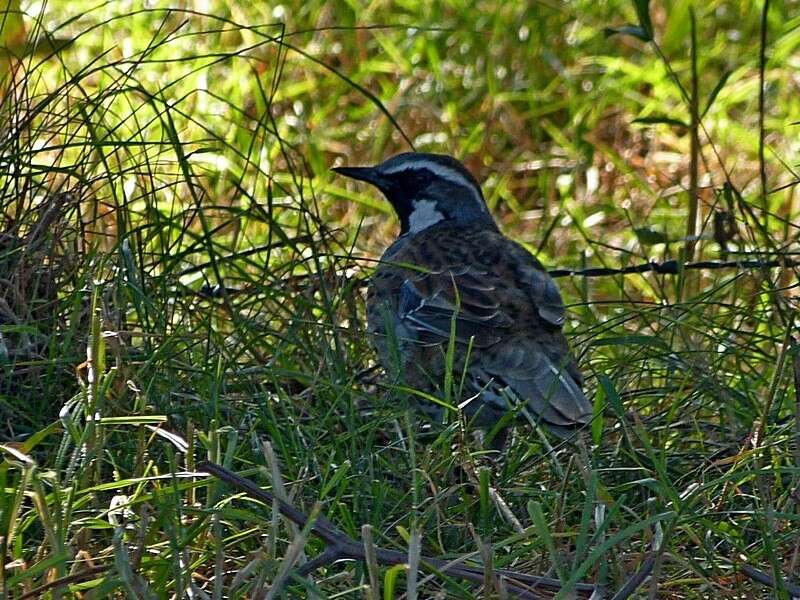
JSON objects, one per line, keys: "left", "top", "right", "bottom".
{"left": 402, "top": 238, "right": 591, "bottom": 430}
{"left": 397, "top": 265, "right": 513, "bottom": 348}
{"left": 392, "top": 236, "right": 569, "bottom": 348}
{"left": 505, "top": 241, "right": 568, "bottom": 328}
{"left": 398, "top": 264, "right": 592, "bottom": 429}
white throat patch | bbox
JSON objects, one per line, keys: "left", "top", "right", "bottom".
{"left": 408, "top": 199, "right": 444, "bottom": 233}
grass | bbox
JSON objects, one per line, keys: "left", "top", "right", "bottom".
{"left": 1, "top": 0, "right": 799, "bottom": 597}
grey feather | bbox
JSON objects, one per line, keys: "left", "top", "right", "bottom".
{"left": 475, "top": 341, "right": 593, "bottom": 428}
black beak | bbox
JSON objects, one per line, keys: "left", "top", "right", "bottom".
{"left": 332, "top": 166, "right": 386, "bottom": 188}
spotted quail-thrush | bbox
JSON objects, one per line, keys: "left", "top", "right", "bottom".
{"left": 334, "top": 152, "right": 592, "bottom": 440}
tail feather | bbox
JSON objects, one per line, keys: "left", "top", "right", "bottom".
{"left": 476, "top": 341, "right": 592, "bottom": 430}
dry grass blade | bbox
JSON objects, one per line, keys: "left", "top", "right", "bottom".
{"left": 362, "top": 524, "right": 381, "bottom": 600}
{"left": 406, "top": 529, "right": 421, "bottom": 600}
{"left": 264, "top": 503, "right": 322, "bottom": 600}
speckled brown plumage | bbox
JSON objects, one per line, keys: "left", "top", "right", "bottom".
{"left": 368, "top": 223, "right": 588, "bottom": 435}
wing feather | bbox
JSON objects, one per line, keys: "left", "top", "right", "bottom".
{"left": 398, "top": 270, "right": 512, "bottom": 347}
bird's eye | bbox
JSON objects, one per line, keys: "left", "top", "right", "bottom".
{"left": 411, "top": 170, "right": 431, "bottom": 188}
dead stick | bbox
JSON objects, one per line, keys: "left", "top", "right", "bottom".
{"left": 179, "top": 256, "right": 800, "bottom": 299}
{"left": 548, "top": 257, "right": 800, "bottom": 278}
{"left": 739, "top": 563, "right": 800, "bottom": 596}
{"left": 610, "top": 554, "right": 656, "bottom": 600}
{"left": 199, "top": 461, "right": 597, "bottom": 599}
{"left": 18, "top": 565, "right": 109, "bottom": 600}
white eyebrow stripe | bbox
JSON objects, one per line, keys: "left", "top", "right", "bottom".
{"left": 381, "top": 159, "right": 487, "bottom": 212}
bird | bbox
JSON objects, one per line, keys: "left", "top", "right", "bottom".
{"left": 333, "top": 152, "right": 592, "bottom": 443}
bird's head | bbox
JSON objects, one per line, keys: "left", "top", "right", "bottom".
{"left": 333, "top": 152, "right": 496, "bottom": 235}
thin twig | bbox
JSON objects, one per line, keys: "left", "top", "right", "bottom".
{"left": 176, "top": 256, "right": 800, "bottom": 301}
{"left": 739, "top": 562, "right": 800, "bottom": 596}
{"left": 610, "top": 554, "right": 655, "bottom": 600}
{"left": 18, "top": 566, "right": 110, "bottom": 600}
{"left": 198, "top": 461, "right": 598, "bottom": 599}
{"left": 547, "top": 257, "right": 800, "bottom": 279}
